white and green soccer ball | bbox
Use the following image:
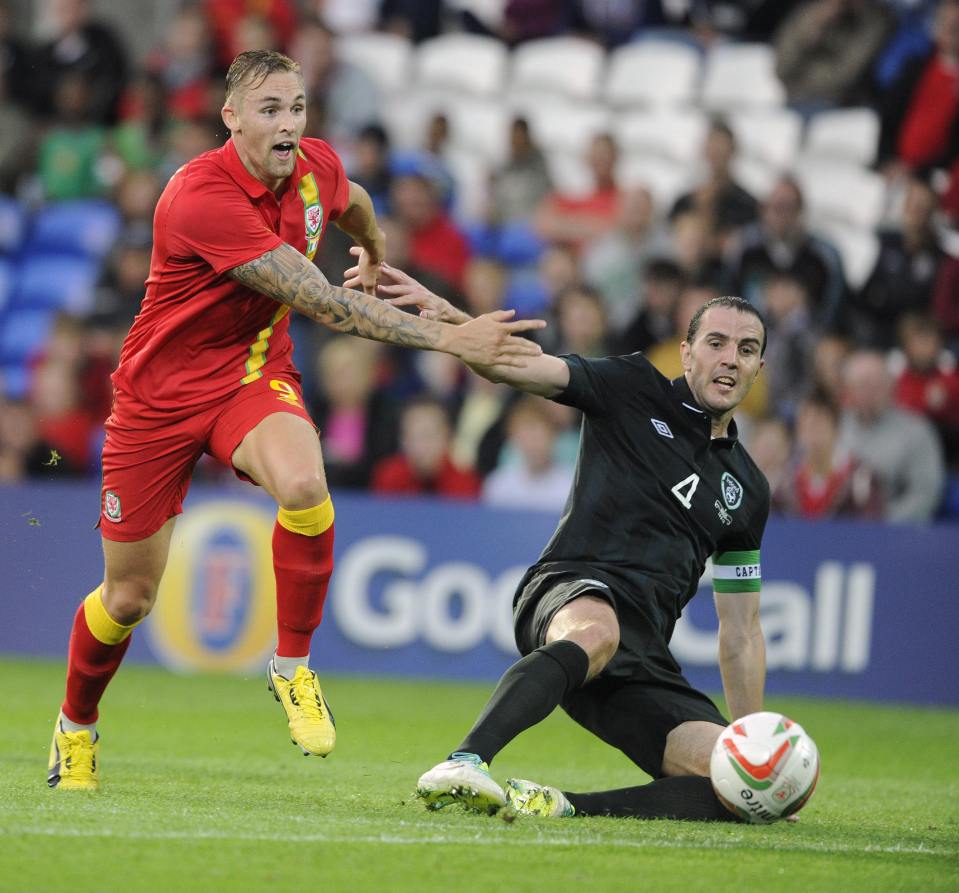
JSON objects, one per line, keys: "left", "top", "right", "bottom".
{"left": 709, "top": 711, "right": 820, "bottom": 824}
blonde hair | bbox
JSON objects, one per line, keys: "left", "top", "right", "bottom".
{"left": 224, "top": 50, "right": 301, "bottom": 102}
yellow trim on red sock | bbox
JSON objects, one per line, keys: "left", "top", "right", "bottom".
{"left": 83, "top": 586, "right": 139, "bottom": 645}
{"left": 277, "top": 496, "right": 334, "bottom": 537}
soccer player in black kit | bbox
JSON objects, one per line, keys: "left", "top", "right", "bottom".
{"left": 357, "top": 259, "right": 770, "bottom": 821}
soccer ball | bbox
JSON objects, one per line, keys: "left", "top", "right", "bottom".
{"left": 709, "top": 711, "right": 820, "bottom": 824}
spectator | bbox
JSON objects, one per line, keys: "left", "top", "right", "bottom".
{"left": 784, "top": 388, "right": 884, "bottom": 518}
{"left": 309, "top": 336, "right": 397, "bottom": 489}
{"left": 893, "top": 313, "right": 959, "bottom": 466}
{"left": 838, "top": 349, "right": 945, "bottom": 521}
{"left": 372, "top": 396, "right": 482, "bottom": 499}
{"left": 811, "top": 332, "right": 853, "bottom": 402}
{"left": 37, "top": 73, "right": 109, "bottom": 201}
{"left": 0, "top": 397, "right": 79, "bottom": 479}
{"left": 144, "top": 5, "right": 213, "bottom": 121}
{"left": 111, "top": 73, "right": 171, "bottom": 176}
{"left": 613, "top": 258, "right": 685, "bottom": 354}
{"left": 0, "top": 0, "right": 29, "bottom": 106}
{"left": 482, "top": 396, "right": 575, "bottom": 511}
{"left": 845, "top": 176, "right": 943, "bottom": 348}
{"left": 548, "top": 285, "right": 610, "bottom": 357}
{"left": 879, "top": 0, "right": 959, "bottom": 173}
{"left": 932, "top": 247, "right": 959, "bottom": 344}
{"left": 349, "top": 123, "right": 392, "bottom": 216}
{"left": 581, "top": 185, "right": 658, "bottom": 331}
{"left": 391, "top": 172, "right": 471, "bottom": 291}
{"left": 30, "top": 0, "right": 128, "bottom": 125}
{"left": 380, "top": 0, "right": 443, "bottom": 42}
{"left": 533, "top": 133, "right": 622, "bottom": 253}
{"left": 747, "top": 415, "right": 795, "bottom": 513}
{"left": 288, "top": 16, "right": 380, "bottom": 151}
{"left": 488, "top": 116, "right": 553, "bottom": 226}
{"left": 31, "top": 358, "right": 96, "bottom": 472}
{"left": 725, "top": 177, "right": 845, "bottom": 329}
{"left": 204, "top": 0, "right": 297, "bottom": 70}
{"left": 670, "top": 119, "right": 758, "bottom": 251}
{"left": 0, "top": 60, "right": 33, "bottom": 193}
{"left": 667, "top": 209, "right": 725, "bottom": 287}
{"left": 762, "top": 272, "right": 818, "bottom": 421}
{"left": 774, "top": 0, "right": 893, "bottom": 111}
{"left": 90, "top": 228, "right": 152, "bottom": 328}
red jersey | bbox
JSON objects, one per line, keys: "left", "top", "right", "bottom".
{"left": 113, "top": 137, "right": 349, "bottom": 417}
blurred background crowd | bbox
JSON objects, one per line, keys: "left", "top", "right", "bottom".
{"left": 0, "top": 0, "right": 957, "bottom": 524}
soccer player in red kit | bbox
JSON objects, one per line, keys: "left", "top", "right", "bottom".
{"left": 48, "top": 50, "right": 544, "bottom": 791}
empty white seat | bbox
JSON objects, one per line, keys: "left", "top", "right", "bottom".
{"left": 701, "top": 43, "right": 786, "bottom": 111}
{"left": 605, "top": 39, "right": 702, "bottom": 107}
{"left": 446, "top": 148, "right": 491, "bottom": 223}
{"left": 526, "top": 100, "right": 612, "bottom": 157}
{"left": 617, "top": 154, "right": 692, "bottom": 211}
{"left": 415, "top": 33, "right": 508, "bottom": 96}
{"left": 728, "top": 108, "right": 803, "bottom": 171}
{"left": 380, "top": 87, "right": 455, "bottom": 150}
{"left": 511, "top": 36, "right": 606, "bottom": 101}
{"left": 613, "top": 109, "right": 708, "bottom": 166}
{"left": 447, "top": 96, "right": 511, "bottom": 165}
{"left": 816, "top": 221, "right": 880, "bottom": 290}
{"left": 804, "top": 107, "right": 881, "bottom": 167}
{"left": 545, "top": 151, "right": 594, "bottom": 198}
{"left": 796, "top": 159, "right": 887, "bottom": 231}
{"left": 337, "top": 32, "right": 413, "bottom": 95}
{"left": 731, "top": 156, "right": 778, "bottom": 201}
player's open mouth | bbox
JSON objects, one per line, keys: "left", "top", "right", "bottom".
{"left": 273, "top": 142, "right": 295, "bottom": 160}
{"left": 713, "top": 376, "right": 736, "bottom": 392}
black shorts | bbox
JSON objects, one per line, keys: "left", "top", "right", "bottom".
{"left": 513, "top": 568, "right": 727, "bottom": 779}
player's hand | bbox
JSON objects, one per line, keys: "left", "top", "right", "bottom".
{"left": 379, "top": 262, "right": 469, "bottom": 324}
{"left": 447, "top": 310, "right": 546, "bottom": 368}
{"left": 347, "top": 245, "right": 381, "bottom": 295}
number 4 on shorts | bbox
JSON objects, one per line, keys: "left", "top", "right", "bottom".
{"left": 671, "top": 473, "right": 700, "bottom": 509}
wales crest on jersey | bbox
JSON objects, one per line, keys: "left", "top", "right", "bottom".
{"left": 721, "top": 472, "right": 743, "bottom": 510}
{"left": 297, "top": 171, "right": 323, "bottom": 261}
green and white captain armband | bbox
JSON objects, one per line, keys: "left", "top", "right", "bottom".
{"left": 712, "top": 550, "right": 762, "bottom": 592}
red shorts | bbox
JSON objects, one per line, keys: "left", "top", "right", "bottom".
{"left": 99, "top": 372, "right": 315, "bottom": 542}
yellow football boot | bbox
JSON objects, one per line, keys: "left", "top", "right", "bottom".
{"left": 267, "top": 660, "right": 336, "bottom": 757}
{"left": 47, "top": 722, "right": 100, "bottom": 791}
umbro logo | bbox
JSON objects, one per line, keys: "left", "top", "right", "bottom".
{"left": 650, "top": 418, "right": 674, "bottom": 439}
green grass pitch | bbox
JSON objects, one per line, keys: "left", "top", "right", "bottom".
{"left": 2, "top": 657, "right": 957, "bottom": 893}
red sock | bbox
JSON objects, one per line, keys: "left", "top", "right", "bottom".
{"left": 273, "top": 500, "right": 335, "bottom": 657}
{"left": 62, "top": 589, "right": 135, "bottom": 725}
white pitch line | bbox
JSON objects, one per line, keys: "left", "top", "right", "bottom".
{"left": 6, "top": 826, "right": 954, "bottom": 858}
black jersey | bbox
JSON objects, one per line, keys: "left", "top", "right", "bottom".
{"left": 517, "top": 353, "right": 770, "bottom": 634}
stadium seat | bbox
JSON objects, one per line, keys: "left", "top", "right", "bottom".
{"left": 510, "top": 37, "right": 605, "bottom": 101}
{"left": 337, "top": 32, "right": 413, "bottom": 96}
{"left": 796, "top": 159, "right": 887, "bottom": 231}
{"left": 613, "top": 109, "right": 708, "bottom": 166}
{"left": 380, "top": 87, "right": 454, "bottom": 150}
{"left": 13, "top": 254, "right": 99, "bottom": 314}
{"left": 27, "top": 200, "right": 121, "bottom": 259}
{"left": 526, "top": 100, "right": 612, "bottom": 156}
{"left": 544, "top": 151, "right": 594, "bottom": 198}
{"left": 701, "top": 43, "right": 786, "bottom": 111}
{"left": 0, "top": 257, "right": 13, "bottom": 315}
{"left": 415, "top": 33, "right": 508, "bottom": 97}
{"left": 494, "top": 220, "right": 546, "bottom": 266}
{"left": 728, "top": 108, "right": 803, "bottom": 171}
{"left": 731, "top": 156, "right": 778, "bottom": 201}
{"left": 447, "top": 97, "right": 510, "bottom": 166}
{"left": 804, "top": 107, "right": 880, "bottom": 167}
{"left": 815, "top": 221, "right": 880, "bottom": 289}
{"left": 617, "top": 154, "right": 691, "bottom": 211}
{"left": 0, "top": 362, "right": 30, "bottom": 400}
{"left": 0, "top": 308, "right": 55, "bottom": 365}
{"left": 503, "top": 269, "right": 550, "bottom": 317}
{"left": 939, "top": 474, "right": 959, "bottom": 519}
{"left": 604, "top": 40, "right": 702, "bottom": 108}
{"left": 0, "top": 196, "right": 26, "bottom": 256}
{"left": 445, "top": 149, "right": 489, "bottom": 224}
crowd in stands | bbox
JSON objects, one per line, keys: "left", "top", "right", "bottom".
{"left": 0, "top": 0, "right": 957, "bottom": 525}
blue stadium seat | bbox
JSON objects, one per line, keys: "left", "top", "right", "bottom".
{"left": 0, "top": 257, "right": 13, "bottom": 315}
{"left": 0, "top": 308, "right": 55, "bottom": 365}
{"left": 503, "top": 269, "right": 550, "bottom": 318}
{"left": 27, "top": 200, "right": 121, "bottom": 259}
{"left": 0, "top": 196, "right": 26, "bottom": 256}
{"left": 460, "top": 220, "right": 497, "bottom": 256}
{"left": 0, "top": 362, "right": 30, "bottom": 399}
{"left": 494, "top": 220, "right": 546, "bottom": 266}
{"left": 939, "top": 475, "right": 959, "bottom": 521}
{"left": 14, "top": 254, "right": 99, "bottom": 314}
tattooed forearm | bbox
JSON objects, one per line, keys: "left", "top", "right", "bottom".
{"left": 229, "top": 243, "right": 447, "bottom": 351}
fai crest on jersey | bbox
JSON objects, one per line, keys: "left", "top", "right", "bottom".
{"left": 104, "top": 490, "right": 122, "bottom": 521}
{"left": 720, "top": 472, "right": 743, "bottom": 510}
{"left": 650, "top": 418, "right": 674, "bottom": 438}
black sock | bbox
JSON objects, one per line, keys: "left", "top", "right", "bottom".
{"left": 454, "top": 640, "right": 590, "bottom": 765}
{"left": 565, "top": 776, "right": 737, "bottom": 822}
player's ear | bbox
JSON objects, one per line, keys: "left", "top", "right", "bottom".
{"left": 680, "top": 339, "right": 692, "bottom": 372}
{"left": 222, "top": 102, "right": 238, "bottom": 134}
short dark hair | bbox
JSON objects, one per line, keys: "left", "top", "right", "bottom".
{"left": 644, "top": 257, "right": 685, "bottom": 286}
{"left": 800, "top": 386, "right": 839, "bottom": 423}
{"left": 225, "top": 50, "right": 301, "bottom": 101}
{"left": 686, "top": 296, "right": 767, "bottom": 356}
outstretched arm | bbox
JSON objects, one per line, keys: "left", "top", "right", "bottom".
{"left": 345, "top": 257, "right": 570, "bottom": 397}
{"left": 714, "top": 590, "right": 765, "bottom": 721}
{"left": 228, "top": 243, "right": 543, "bottom": 367}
